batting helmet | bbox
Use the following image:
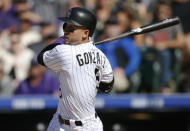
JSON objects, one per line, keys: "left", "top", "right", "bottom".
{"left": 58, "top": 7, "right": 97, "bottom": 37}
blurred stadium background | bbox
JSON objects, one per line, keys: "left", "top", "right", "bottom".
{"left": 1, "top": 0, "right": 190, "bottom": 131}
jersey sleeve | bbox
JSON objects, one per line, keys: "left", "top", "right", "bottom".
{"left": 97, "top": 51, "right": 114, "bottom": 93}
{"left": 100, "top": 53, "right": 114, "bottom": 83}
{"left": 43, "top": 45, "right": 69, "bottom": 72}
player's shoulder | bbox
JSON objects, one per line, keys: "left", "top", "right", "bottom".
{"left": 94, "top": 45, "right": 106, "bottom": 56}
{"left": 93, "top": 43, "right": 103, "bottom": 52}
{"left": 53, "top": 44, "right": 71, "bottom": 53}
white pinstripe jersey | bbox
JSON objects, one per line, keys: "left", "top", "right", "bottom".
{"left": 43, "top": 41, "right": 113, "bottom": 120}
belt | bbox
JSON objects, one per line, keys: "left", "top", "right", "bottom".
{"left": 58, "top": 113, "right": 98, "bottom": 126}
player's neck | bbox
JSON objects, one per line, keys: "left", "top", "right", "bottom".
{"left": 75, "top": 38, "right": 90, "bottom": 45}
{"left": 82, "top": 39, "right": 90, "bottom": 44}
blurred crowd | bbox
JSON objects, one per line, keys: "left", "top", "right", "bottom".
{"left": 0, "top": 0, "right": 190, "bottom": 96}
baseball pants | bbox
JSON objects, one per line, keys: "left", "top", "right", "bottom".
{"left": 47, "top": 112, "right": 103, "bottom": 131}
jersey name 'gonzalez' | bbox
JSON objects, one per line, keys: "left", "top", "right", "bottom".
{"left": 76, "top": 51, "right": 106, "bottom": 67}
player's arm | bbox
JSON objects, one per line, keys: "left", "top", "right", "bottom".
{"left": 98, "top": 76, "right": 114, "bottom": 93}
{"left": 37, "top": 43, "right": 61, "bottom": 66}
{"left": 98, "top": 55, "right": 114, "bottom": 93}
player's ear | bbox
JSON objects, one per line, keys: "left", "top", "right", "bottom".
{"left": 82, "top": 29, "right": 90, "bottom": 40}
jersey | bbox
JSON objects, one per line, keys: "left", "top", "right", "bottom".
{"left": 43, "top": 41, "right": 113, "bottom": 120}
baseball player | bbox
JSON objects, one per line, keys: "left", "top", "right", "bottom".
{"left": 37, "top": 7, "right": 114, "bottom": 131}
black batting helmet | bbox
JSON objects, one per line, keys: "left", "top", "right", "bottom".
{"left": 58, "top": 7, "right": 97, "bottom": 37}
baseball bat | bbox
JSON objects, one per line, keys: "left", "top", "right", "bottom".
{"left": 95, "top": 17, "right": 180, "bottom": 45}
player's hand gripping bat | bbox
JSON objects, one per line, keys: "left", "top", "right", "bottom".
{"left": 94, "top": 17, "right": 181, "bottom": 45}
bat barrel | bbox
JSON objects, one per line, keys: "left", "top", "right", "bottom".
{"left": 138, "top": 17, "right": 180, "bottom": 34}
{"left": 94, "top": 17, "right": 181, "bottom": 45}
